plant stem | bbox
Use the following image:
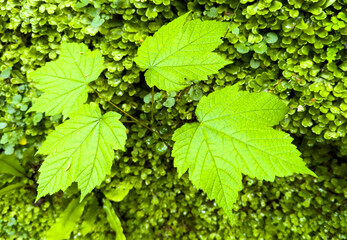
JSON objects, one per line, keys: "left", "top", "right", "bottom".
{"left": 223, "top": 1, "right": 241, "bottom": 38}
{"left": 151, "top": 87, "right": 154, "bottom": 124}
{"left": 89, "top": 85, "right": 171, "bottom": 149}
{"left": 148, "top": 87, "right": 166, "bottom": 145}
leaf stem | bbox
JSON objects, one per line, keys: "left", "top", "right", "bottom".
{"left": 89, "top": 85, "right": 171, "bottom": 149}
{"left": 20, "top": 171, "right": 31, "bottom": 180}
{"left": 151, "top": 87, "right": 155, "bottom": 124}
{"left": 223, "top": 1, "right": 241, "bottom": 38}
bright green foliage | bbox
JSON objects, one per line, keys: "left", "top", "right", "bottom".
{"left": 253, "top": 41, "right": 268, "bottom": 54}
{"left": 46, "top": 198, "right": 87, "bottom": 240}
{"left": 250, "top": 58, "right": 261, "bottom": 69}
{"left": 28, "top": 42, "right": 104, "bottom": 119}
{"left": 103, "top": 198, "right": 126, "bottom": 240}
{"left": 206, "top": 7, "right": 218, "bottom": 18}
{"left": 1, "top": 0, "right": 347, "bottom": 239}
{"left": 0, "top": 154, "right": 26, "bottom": 177}
{"left": 265, "top": 32, "right": 278, "bottom": 44}
{"left": 172, "top": 85, "right": 316, "bottom": 220}
{"left": 0, "top": 67, "right": 12, "bottom": 79}
{"left": 326, "top": 43, "right": 344, "bottom": 62}
{"left": 76, "top": 0, "right": 89, "bottom": 8}
{"left": 134, "top": 13, "right": 230, "bottom": 91}
{"left": 91, "top": 15, "right": 105, "bottom": 28}
{"left": 36, "top": 103, "right": 127, "bottom": 201}
{"left": 104, "top": 181, "right": 133, "bottom": 202}
{"left": 235, "top": 43, "right": 250, "bottom": 54}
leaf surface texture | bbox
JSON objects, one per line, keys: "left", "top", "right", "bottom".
{"left": 172, "top": 85, "right": 316, "bottom": 220}
{"left": 134, "top": 13, "right": 230, "bottom": 91}
{"left": 28, "top": 42, "right": 104, "bottom": 118}
{"left": 36, "top": 103, "right": 127, "bottom": 200}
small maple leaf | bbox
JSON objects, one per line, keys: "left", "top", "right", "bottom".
{"left": 134, "top": 12, "right": 231, "bottom": 91}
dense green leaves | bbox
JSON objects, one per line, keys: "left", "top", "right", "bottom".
{"left": 91, "top": 15, "right": 105, "bottom": 28}
{"left": 134, "top": 13, "right": 230, "bottom": 91}
{"left": 172, "top": 85, "right": 316, "bottom": 220}
{"left": 0, "top": 67, "right": 12, "bottom": 79}
{"left": 76, "top": 0, "right": 89, "bottom": 8}
{"left": 46, "top": 198, "right": 87, "bottom": 240}
{"left": 36, "top": 103, "right": 127, "bottom": 201}
{"left": 2, "top": 0, "right": 347, "bottom": 238}
{"left": 28, "top": 42, "right": 104, "bottom": 119}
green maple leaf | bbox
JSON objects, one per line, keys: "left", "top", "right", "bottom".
{"left": 28, "top": 42, "right": 104, "bottom": 119}
{"left": 134, "top": 12, "right": 231, "bottom": 91}
{"left": 36, "top": 103, "right": 127, "bottom": 201}
{"left": 172, "top": 85, "right": 316, "bottom": 220}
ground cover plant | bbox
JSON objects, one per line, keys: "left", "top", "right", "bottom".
{"left": 1, "top": 0, "right": 347, "bottom": 239}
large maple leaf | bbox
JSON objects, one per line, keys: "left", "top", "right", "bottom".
{"left": 172, "top": 85, "right": 316, "bottom": 220}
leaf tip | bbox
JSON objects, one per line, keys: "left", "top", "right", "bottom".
{"left": 25, "top": 106, "right": 35, "bottom": 114}
{"left": 79, "top": 188, "right": 92, "bottom": 202}
{"left": 306, "top": 169, "right": 318, "bottom": 178}
{"left": 35, "top": 194, "right": 44, "bottom": 203}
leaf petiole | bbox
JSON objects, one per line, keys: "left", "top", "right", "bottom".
{"left": 151, "top": 87, "right": 155, "bottom": 124}
{"left": 89, "top": 85, "right": 171, "bottom": 149}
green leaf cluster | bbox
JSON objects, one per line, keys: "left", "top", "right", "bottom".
{"left": 29, "top": 43, "right": 127, "bottom": 201}
{"left": 23, "top": 13, "right": 316, "bottom": 224}
{"left": 1, "top": 0, "right": 346, "bottom": 239}
{"left": 135, "top": 13, "right": 315, "bottom": 220}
